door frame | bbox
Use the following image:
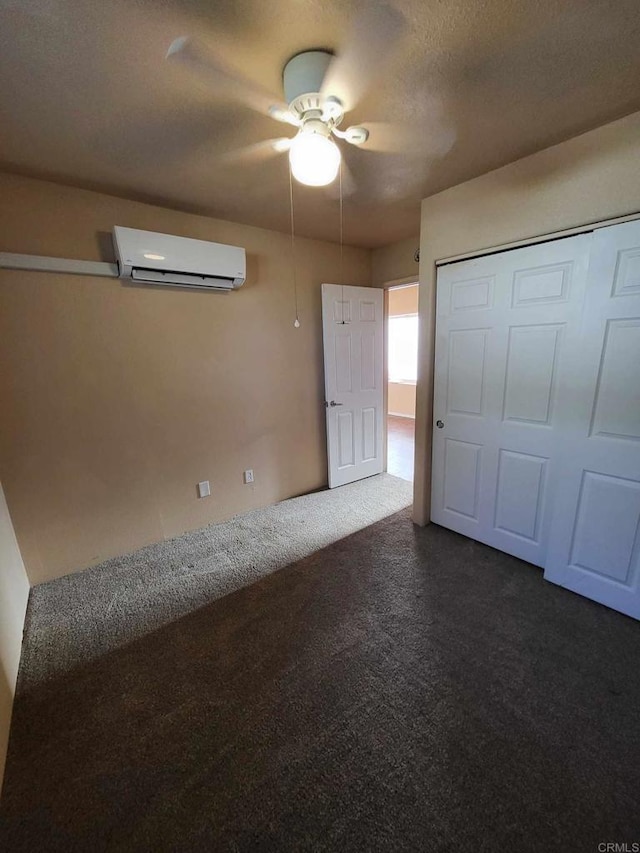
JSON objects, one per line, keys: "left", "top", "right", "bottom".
{"left": 321, "top": 283, "right": 386, "bottom": 488}
{"left": 381, "top": 277, "right": 419, "bottom": 477}
{"left": 416, "top": 209, "right": 640, "bottom": 527}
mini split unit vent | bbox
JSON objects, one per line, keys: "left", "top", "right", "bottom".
{"left": 113, "top": 226, "right": 246, "bottom": 291}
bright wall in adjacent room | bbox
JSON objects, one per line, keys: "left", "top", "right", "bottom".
{"left": 388, "top": 383, "right": 416, "bottom": 419}
{"left": 0, "top": 173, "right": 371, "bottom": 583}
{"left": 388, "top": 284, "right": 418, "bottom": 419}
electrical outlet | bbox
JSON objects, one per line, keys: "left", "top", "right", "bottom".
{"left": 197, "top": 480, "right": 211, "bottom": 498}
{"left": 243, "top": 469, "right": 254, "bottom": 484}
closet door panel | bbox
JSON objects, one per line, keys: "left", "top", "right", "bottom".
{"left": 432, "top": 235, "right": 591, "bottom": 566}
{"left": 545, "top": 221, "right": 640, "bottom": 619}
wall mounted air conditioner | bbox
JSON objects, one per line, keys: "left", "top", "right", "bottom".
{"left": 113, "top": 226, "right": 246, "bottom": 291}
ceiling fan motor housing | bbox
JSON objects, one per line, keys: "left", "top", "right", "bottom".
{"left": 298, "top": 117, "right": 332, "bottom": 139}
{"left": 280, "top": 48, "right": 369, "bottom": 147}
{"left": 283, "top": 50, "right": 341, "bottom": 122}
{"left": 283, "top": 50, "right": 332, "bottom": 102}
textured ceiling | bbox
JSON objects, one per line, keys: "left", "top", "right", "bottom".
{"left": 1, "top": 0, "right": 639, "bottom": 248}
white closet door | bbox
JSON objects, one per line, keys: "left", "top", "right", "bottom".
{"left": 431, "top": 235, "right": 591, "bottom": 566}
{"left": 545, "top": 221, "right": 640, "bottom": 619}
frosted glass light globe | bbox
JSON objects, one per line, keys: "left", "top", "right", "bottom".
{"left": 289, "top": 131, "right": 341, "bottom": 187}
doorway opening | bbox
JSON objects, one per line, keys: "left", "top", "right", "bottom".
{"left": 387, "top": 283, "right": 419, "bottom": 482}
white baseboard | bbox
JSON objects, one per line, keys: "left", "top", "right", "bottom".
{"left": 388, "top": 411, "right": 416, "bottom": 419}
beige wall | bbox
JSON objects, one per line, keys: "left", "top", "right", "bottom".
{"left": 0, "top": 173, "right": 371, "bottom": 583}
{"left": 0, "top": 482, "right": 30, "bottom": 794}
{"left": 388, "top": 384, "right": 416, "bottom": 419}
{"left": 371, "top": 236, "right": 420, "bottom": 287}
{"left": 414, "top": 110, "right": 640, "bottom": 525}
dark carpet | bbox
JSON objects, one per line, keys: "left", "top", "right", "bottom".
{"left": 1, "top": 509, "right": 639, "bottom": 852}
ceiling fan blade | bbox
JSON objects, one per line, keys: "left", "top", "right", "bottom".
{"left": 268, "top": 105, "right": 300, "bottom": 127}
{"left": 324, "top": 159, "right": 357, "bottom": 200}
{"left": 166, "top": 37, "right": 281, "bottom": 118}
{"left": 320, "top": 2, "right": 407, "bottom": 112}
{"left": 94, "top": 105, "right": 237, "bottom": 171}
{"left": 341, "top": 160, "right": 357, "bottom": 197}
{"left": 359, "top": 121, "right": 457, "bottom": 158}
{"left": 217, "top": 137, "right": 292, "bottom": 166}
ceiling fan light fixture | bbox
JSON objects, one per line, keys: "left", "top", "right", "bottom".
{"left": 289, "top": 123, "right": 341, "bottom": 187}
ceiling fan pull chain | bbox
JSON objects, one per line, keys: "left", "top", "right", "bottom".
{"left": 288, "top": 162, "right": 300, "bottom": 328}
{"left": 340, "top": 159, "right": 346, "bottom": 325}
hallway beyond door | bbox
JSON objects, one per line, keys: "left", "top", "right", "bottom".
{"left": 387, "top": 415, "right": 414, "bottom": 482}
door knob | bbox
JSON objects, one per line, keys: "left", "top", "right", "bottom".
{"left": 436, "top": 419, "right": 444, "bottom": 428}
{"left": 330, "top": 401, "right": 343, "bottom": 407}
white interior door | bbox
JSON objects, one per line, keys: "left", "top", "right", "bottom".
{"left": 322, "top": 283, "right": 384, "bottom": 488}
{"left": 545, "top": 221, "right": 640, "bottom": 619}
{"left": 431, "top": 235, "right": 591, "bottom": 566}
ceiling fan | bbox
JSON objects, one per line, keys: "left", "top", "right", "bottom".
{"left": 166, "top": 1, "right": 408, "bottom": 190}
